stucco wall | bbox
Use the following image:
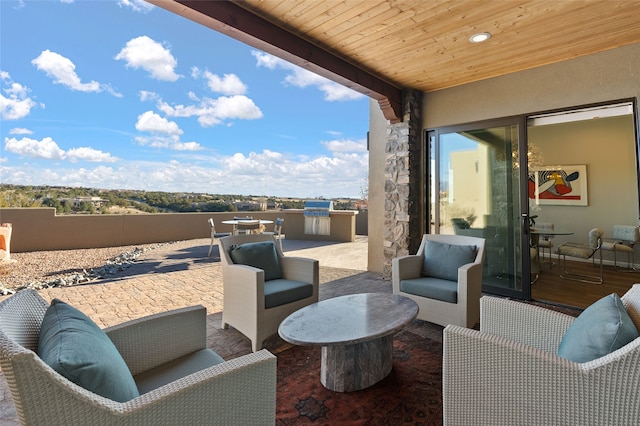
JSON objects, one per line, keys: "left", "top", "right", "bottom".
{"left": 423, "top": 43, "right": 640, "bottom": 128}
{"left": 368, "top": 100, "right": 390, "bottom": 273}
{"left": 0, "top": 208, "right": 365, "bottom": 252}
{"left": 368, "top": 43, "right": 640, "bottom": 271}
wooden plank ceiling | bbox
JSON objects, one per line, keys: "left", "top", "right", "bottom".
{"left": 232, "top": 0, "right": 640, "bottom": 91}
{"left": 151, "top": 1, "right": 640, "bottom": 121}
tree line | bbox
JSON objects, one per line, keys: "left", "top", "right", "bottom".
{"left": 0, "top": 184, "right": 325, "bottom": 215}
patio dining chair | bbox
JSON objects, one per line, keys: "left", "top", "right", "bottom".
{"left": 262, "top": 217, "right": 285, "bottom": 251}
{"left": 207, "top": 218, "right": 231, "bottom": 257}
{"left": 235, "top": 219, "right": 261, "bottom": 235}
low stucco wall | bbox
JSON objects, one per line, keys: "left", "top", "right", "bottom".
{"left": 0, "top": 208, "right": 364, "bottom": 252}
{"left": 0, "top": 208, "right": 281, "bottom": 252}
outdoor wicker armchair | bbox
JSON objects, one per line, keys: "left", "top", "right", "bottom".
{"left": 0, "top": 289, "right": 276, "bottom": 425}
{"left": 443, "top": 285, "right": 640, "bottom": 425}
{"left": 219, "top": 233, "right": 319, "bottom": 352}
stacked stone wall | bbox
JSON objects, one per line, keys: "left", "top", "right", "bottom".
{"left": 382, "top": 90, "right": 422, "bottom": 278}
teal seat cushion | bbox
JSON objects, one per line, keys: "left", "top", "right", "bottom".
{"left": 229, "top": 241, "right": 282, "bottom": 281}
{"left": 37, "top": 299, "right": 140, "bottom": 402}
{"left": 422, "top": 240, "right": 478, "bottom": 281}
{"left": 134, "top": 348, "right": 224, "bottom": 394}
{"left": 558, "top": 293, "right": 639, "bottom": 363}
{"left": 400, "top": 277, "right": 458, "bottom": 303}
{"left": 264, "top": 279, "right": 313, "bottom": 308}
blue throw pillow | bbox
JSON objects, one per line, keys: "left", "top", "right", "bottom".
{"left": 229, "top": 241, "right": 282, "bottom": 281}
{"left": 37, "top": 299, "right": 140, "bottom": 402}
{"left": 422, "top": 240, "right": 478, "bottom": 281}
{"left": 558, "top": 293, "right": 639, "bottom": 363}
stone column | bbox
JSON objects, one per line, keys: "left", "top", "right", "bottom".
{"left": 383, "top": 90, "right": 422, "bottom": 278}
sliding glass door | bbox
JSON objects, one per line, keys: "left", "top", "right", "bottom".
{"left": 429, "top": 118, "right": 532, "bottom": 299}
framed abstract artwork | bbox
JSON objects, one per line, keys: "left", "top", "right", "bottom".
{"left": 528, "top": 164, "right": 588, "bottom": 206}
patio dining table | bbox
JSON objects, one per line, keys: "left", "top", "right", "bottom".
{"left": 222, "top": 219, "right": 273, "bottom": 235}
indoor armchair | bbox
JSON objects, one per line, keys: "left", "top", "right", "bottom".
{"left": 219, "top": 234, "right": 319, "bottom": 352}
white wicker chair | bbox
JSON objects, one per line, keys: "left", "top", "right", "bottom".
{"left": 0, "top": 289, "right": 276, "bottom": 426}
{"left": 219, "top": 234, "right": 319, "bottom": 352}
{"left": 443, "top": 285, "right": 640, "bottom": 425}
{"left": 392, "top": 233, "right": 486, "bottom": 328}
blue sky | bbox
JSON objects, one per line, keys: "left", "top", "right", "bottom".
{"left": 0, "top": 0, "right": 369, "bottom": 199}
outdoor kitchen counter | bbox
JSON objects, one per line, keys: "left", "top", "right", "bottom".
{"left": 283, "top": 209, "right": 358, "bottom": 242}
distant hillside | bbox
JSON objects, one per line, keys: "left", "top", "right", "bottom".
{"left": 0, "top": 184, "right": 361, "bottom": 215}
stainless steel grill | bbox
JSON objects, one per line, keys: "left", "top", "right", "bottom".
{"left": 303, "top": 200, "right": 333, "bottom": 235}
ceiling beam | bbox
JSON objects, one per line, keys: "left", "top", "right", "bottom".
{"left": 148, "top": 0, "right": 402, "bottom": 123}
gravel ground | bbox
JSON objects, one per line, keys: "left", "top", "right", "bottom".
{"left": 0, "top": 243, "right": 167, "bottom": 292}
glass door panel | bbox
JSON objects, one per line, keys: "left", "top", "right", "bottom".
{"left": 433, "top": 120, "right": 531, "bottom": 298}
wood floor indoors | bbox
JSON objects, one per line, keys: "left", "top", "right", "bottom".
{"left": 532, "top": 257, "right": 640, "bottom": 309}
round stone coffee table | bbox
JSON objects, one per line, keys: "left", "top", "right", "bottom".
{"left": 278, "top": 293, "right": 418, "bottom": 392}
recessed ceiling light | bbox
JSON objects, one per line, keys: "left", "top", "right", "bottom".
{"left": 469, "top": 32, "right": 491, "bottom": 43}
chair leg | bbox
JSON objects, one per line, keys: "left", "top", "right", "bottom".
{"left": 559, "top": 251, "right": 604, "bottom": 284}
{"left": 613, "top": 245, "right": 640, "bottom": 272}
{"left": 208, "top": 238, "right": 215, "bottom": 257}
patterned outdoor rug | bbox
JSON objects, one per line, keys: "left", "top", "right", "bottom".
{"left": 276, "top": 330, "right": 443, "bottom": 425}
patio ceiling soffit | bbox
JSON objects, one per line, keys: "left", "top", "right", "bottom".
{"left": 151, "top": 0, "right": 403, "bottom": 123}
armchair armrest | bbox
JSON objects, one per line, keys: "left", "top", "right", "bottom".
{"left": 105, "top": 306, "right": 208, "bottom": 375}
{"left": 480, "top": 296, "right": 575, "bottom": 353}
{"left": 222, "top": 263, "right": 264, "bottom": 312}
{"left": 280, "top": 256, "right": 319, "bottom": 284}
{"left": 20, "top": 349, "right": 277, "bottom": 425}
{"left": 391, "top": 255, "right": 423, "bottom": 292}
{"left": 125, "top": 349, "right": 277, "bottom": 424}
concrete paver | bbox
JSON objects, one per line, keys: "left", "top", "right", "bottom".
{"left": 0, "top": 236, "right": 384, "bottom": 424}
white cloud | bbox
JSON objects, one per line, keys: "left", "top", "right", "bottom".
{"left": 135, "top": 110, "right": 182, "bottom": 135}
{"left": 321, "top": 138, "right": 367, "bottom": 153}
{"left": 66, "top": 147, "right": 118, "bottom": 163}
{"left": 134, "top": 111, "right": 203, "bottom": 151}
{"left": 157, "top": 95, "right": 262, "bottom": 127}
{"left": 139, "top": 90, "right": 159, "bottom": 102}
{"left": 203, "top": 71, "right": 247, "bottom": 95}
{"left": 252, "top": 50, "right": 364, "bottom": 102}
{"left": 117, "top": 0, "right": 154, "bottom": 13}
{"left": 0, "top": 147, "right": 368, "bottom": 198}
{"left": 8, "top": 127, "right": 33, "bottom": 135}
{"left": 4, "top": 136, "right": 118, "bottom": 163}
{"left": 173, "top": 141, "right": 202, "bottom": 151}
{"left": 0, "top": 71, "right": 37, "bottom": 120}
{"left": 134, "top": 134, "right": 203, "bottom": 151}
{"left": 4, "top": 136, "right": 65, "bottom": 160}
{"left": 31, "top": 50, "right": 102, "bottom": 92}
{"left": 115, "top": 36, "right": 181, "bottom": 82}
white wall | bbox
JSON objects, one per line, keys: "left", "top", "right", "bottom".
{"left": 528, "top": 115, "right": 638, "bottom": 254}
